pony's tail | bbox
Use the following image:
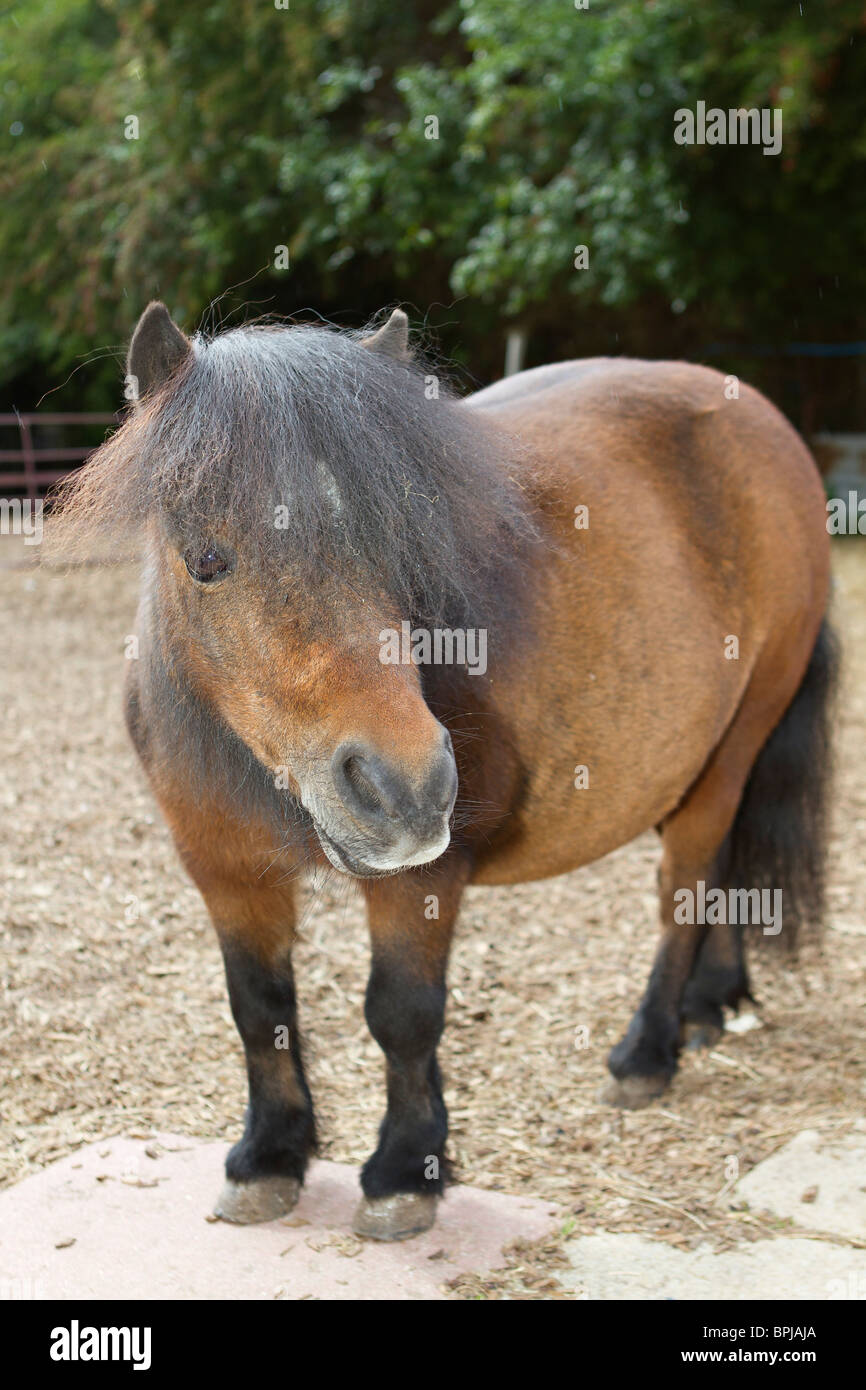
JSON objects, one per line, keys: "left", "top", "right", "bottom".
{"left": 718, "top": 614, "right": 840, "bottom": 948}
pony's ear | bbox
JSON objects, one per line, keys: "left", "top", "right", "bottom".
{"left": 126, "top": 301, "right": 191, "bottom": 401}
{"left": 361, "top": 308, "right": 410, "bottom": 361}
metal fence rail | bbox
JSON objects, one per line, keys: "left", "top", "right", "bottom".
{"left": 0, "top": 413, "right": 117, "bottom": 500}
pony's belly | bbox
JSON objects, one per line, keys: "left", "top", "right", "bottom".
{"left": 469, "top": 802, "right": 655, "bottom": 885}
{"left": 468, "top": 740, "right": 711, "bottom": 887}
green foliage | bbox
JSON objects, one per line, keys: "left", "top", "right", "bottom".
{"left": 0, "top": 0, "right": 864, "bottom": 406}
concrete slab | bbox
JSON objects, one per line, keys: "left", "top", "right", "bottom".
{"left": 560, "top": 1129, "right": 866, "bottom": 1300}
{"left": 0, "top": 1135, "right": 558, "bottom": 1301}
{"left": 561, "top": 1232, "right": 866, "bottom": 1300}
{"left": 734, "top": 1129, "right": 866, "bottom": 1241}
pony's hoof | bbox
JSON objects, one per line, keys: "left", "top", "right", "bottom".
{"left": 214, "top": 1175, "right": 301, "bottom": 1224}
{"left": 598, "top": 1074, "right": 669, "bottom": 1109}
{"left": 352, "top": 1192, "right": 438, "bottom": 1242}
{"left": 681, "top": 1019, "right": 723, "bottom": 1050}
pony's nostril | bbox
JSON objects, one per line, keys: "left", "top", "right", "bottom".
{"left": 430, "top": 750, "right": 458, "bottom": 815}
{"left": 333, "top": 740, "right": 456, "bottom": 833}
{"left": 335, "top": 747, "right": 401, "bottom": 823}
{"left": 343, "top": 755, "right": 387, "bottom": 817}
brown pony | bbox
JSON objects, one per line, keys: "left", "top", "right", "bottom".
{"left": 52, "top": 303, "right": 836, "bottom": 1240}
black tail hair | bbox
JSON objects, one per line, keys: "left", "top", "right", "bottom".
{"left": 718, "top": 614, "right": 840, "bottom": 948}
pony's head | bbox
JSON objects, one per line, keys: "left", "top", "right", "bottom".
{"left": 52, "top": 303, "right": 534, "bottom": 876}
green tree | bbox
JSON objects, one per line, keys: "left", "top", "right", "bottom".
{"left": 0, "top": 0, "right": 864, "bottom": 417}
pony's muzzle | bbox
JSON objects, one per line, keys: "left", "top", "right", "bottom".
{"left": 328, "top": 726, "right": 457, "bottom": 870}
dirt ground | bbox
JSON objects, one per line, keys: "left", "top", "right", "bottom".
{"left": 1, "top": 533, "right": 864, "bottom": 1296}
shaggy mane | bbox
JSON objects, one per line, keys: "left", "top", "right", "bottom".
{"left": 49, "top": 321, "right": 539, "bottom": 630}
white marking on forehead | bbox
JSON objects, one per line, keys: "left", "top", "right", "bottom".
{"left": 316, "top": 459, "right": 344, "bottom": 515}
{"left": 273, "top": 461, "right": 344, "bottom": 528}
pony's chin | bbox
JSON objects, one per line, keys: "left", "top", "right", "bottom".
{"left": 313, "top": 823, "right": 392, "bottom": 878}
{"left": 313, "top": 820, "right": 450, "bottom": 878}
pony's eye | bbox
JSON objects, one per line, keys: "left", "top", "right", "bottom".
{"left": 184, "top": 546, "right": 230, "bottom": 584}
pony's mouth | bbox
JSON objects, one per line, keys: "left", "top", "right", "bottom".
{"left": 313, "top": 822, "right": 392, "bottom": 879}
{"left": 311, "top": 815, "right": 451, "bottom": 878}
